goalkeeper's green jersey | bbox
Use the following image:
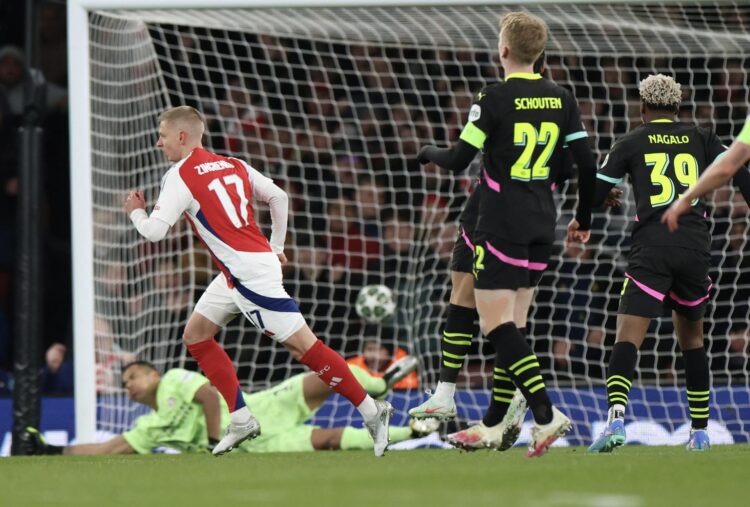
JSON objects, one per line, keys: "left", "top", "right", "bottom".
{"left": 738, "top": 115, "right": 750, "bottom": 146}
{"left": 122, "top": 369, "right": 315, "bottom": 454}
{"left": 123, "top": 368, "right": 232, "bottom": 454}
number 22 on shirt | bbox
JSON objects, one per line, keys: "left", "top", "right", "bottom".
{"left": 510, "top": 122, "right": 560, "bottom": 182}
{"left": 646, "top": 152, "right": 698, "bottom": 207}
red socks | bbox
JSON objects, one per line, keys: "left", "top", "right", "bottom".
{"left": 300, "top": 340, "right": 367, "bottom": 406}
{"left": 188, "top": 338, "right": 366, "bottom": 410}
{"left": 187, "top": 339, "right": 245, "bottom": 411}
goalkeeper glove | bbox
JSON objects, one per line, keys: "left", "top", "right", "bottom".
{"left": 23, "top": 427, "right": 64, "bottom": 455}
{"left": 381, "top": 355, "right": 418, "bottom": 393}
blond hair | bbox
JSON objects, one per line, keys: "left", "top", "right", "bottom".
{"left": 499, "top": 12, "right": 548, "bottom": 65}
{"left": 158, "top": 106, "right": 205, "bottom": 137}
{"left": 639, "top": 74, "right": 682, "bottom": 110}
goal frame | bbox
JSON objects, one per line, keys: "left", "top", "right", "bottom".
{"left": 67, "top": 0, "right": 711, "bottom": 442}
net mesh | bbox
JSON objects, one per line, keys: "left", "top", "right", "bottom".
{"left": 86, "top": 2, "right": 750, "bottom": 444}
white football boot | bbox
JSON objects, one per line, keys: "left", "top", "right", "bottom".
{"left": 212, "top": 414, "right": 261, "bottom": 456}
{"left": 364, "top": 399, "right": 394, "bottom": 457}
{"left": 527, "top": 406, "right": 572, "bottom": 458}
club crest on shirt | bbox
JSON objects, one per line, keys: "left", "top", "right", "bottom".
{"left": 167, "top": 397, "right": 176, "bottom": 407}
{"left": 468, "top": 104, "right": 482, "bottom": 122}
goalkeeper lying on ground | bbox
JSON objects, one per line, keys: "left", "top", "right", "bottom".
{"left": 25, "top": 357, "right": 435, "bottom": 455}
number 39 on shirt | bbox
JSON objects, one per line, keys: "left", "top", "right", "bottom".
{"left": 646, "top": 152, "right": 699, "bottom": 207}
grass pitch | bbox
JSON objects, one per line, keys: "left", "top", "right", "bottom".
{"left": 1, "top": 446, "right": 746, "bottom": 507}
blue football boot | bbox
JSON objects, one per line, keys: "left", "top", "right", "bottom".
{"left": 686, "top": 429, "right": 710, "bottom": 451}
{"left": 587, "top": 419, "right": 626, "bottom": 453}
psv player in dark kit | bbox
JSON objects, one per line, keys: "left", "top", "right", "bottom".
{"left": 588, "top": 74, "right": 750, "bottom": 453}
{"left": 415, "top": 12, "right": 597, "bottom": 456}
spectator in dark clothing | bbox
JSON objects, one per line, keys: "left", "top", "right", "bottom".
{"left": 0, "top": 45, "right": 66, "bottom": 117}
{"left": 41, "top": 342, "right": 74, "bottom": 394}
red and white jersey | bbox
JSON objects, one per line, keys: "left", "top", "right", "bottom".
{"left": 150, "top": 148, "right": 286, "bottom": 286}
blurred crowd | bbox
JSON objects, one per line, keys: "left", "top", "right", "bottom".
{"left": 0, "top": 1, "right": 71, "bottom": 394}
{"left": 1, "top": 4, "right": 750, "bottom": 396}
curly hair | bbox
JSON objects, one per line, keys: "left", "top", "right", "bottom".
{"left": 639, "top": 74, "right": 682, "bottom": 110}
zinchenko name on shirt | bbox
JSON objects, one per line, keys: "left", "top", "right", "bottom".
{"left": 195, "top": 160, "right": 235, "bottom": 175}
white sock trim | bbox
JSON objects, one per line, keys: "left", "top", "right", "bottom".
{"left": 230, "top": 406, "right": 253, "bottom": 424}
{"left": 357, "top": 395, "right": 378, "bottom": 421}
{"left": 433, "top": 381, "right": 456, "bottom": 401}
{"left": 607, "top": 404, "right": 626, "bottom": 424}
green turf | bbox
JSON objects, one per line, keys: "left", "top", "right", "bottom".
{"left": 0, "top": 446, "right": 746, "bottom": 507}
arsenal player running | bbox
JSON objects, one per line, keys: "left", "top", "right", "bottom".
{"left": 124, "top": 106, "right": 392, "bottom": 456}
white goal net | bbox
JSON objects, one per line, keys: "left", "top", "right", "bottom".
{"left": 81, "top": 1, "right": 750, "bottom": 446}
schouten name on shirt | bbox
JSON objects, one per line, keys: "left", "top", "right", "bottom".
{"left": 195, "top": 160, "right": 235, "bottom": 175}
{"left": 648, "top": 134, "right": 690, "bottom": 145}
{"left": 514, "top": 97, "right": 563, "bottom": 110}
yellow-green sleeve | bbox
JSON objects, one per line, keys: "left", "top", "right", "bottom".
{"left": 738, "top": 116, "right": 750, "bottom": 146}
{"left": 458, "top": 87, "right": 493, "bottom": 149}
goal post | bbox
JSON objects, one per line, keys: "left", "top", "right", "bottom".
{"left": 68, "top": 0, "right": 96, "bottom": 443}
{"left": 68, "top": 0, "right": 750, "bottom": 446}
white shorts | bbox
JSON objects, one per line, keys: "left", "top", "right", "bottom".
{"left": 194, "top": 257, "right": 305, "bottom": 343}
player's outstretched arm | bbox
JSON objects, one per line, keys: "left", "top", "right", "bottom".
{"left": 23, "top": 427, "right": 133, "bottom": 455}
{"left": 663, "top": 140, "right": 750, "bottom": 231}
{"left": 730, "top": 163, "right": 750, "bottom": 207}
{"left": 417, "top": 139, "right": 478, "bottom": 173}
{"left": 64, "top": 435, "right": 135, "bottom": 455}
{"left": 684, "top": 141, "right": 750, "bottom": 200}
{"left": 419, "top": 86, "right": 492, "bottom": 172}
{"left": 193, "top": 383, "right": 223, "bottom": 444}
